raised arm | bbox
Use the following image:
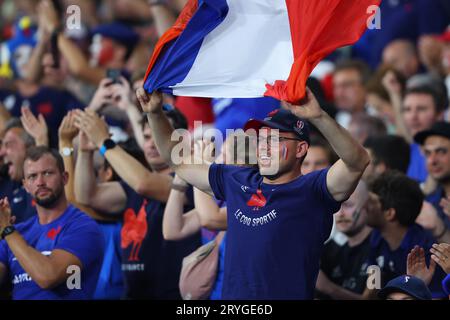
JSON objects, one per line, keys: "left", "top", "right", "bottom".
{"left": 73, "top": 131, "right": 127, "bottom": 214}
{"left": 40, "top": 0, "right": 105, "bottom": 85}
{"left": 162, "top": 175, "right": 201, "bottom": 240}
{"left": 59, "top": 112, "right": 119, "bottom": 221}
{"left": 75, "top": 109, "right": 173, "bottom": 202}
{"left": 136, "top": 89, "right": 212, "bottom": 193}
{"left": 194, "top": 188, "right": 227, "bottom": 231}
{"left": 286, "top": 88, "right": 370, "bottom": 202}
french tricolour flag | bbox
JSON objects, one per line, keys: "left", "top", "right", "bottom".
{"left": 144, "top": 0, "right": 381, "bottom": 103}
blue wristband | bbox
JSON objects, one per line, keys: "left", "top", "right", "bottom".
{"left": 99, "top": 144, "right": 107, "bottom": 157}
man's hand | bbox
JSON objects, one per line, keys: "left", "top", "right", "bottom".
{"left": 20, "top": 107, "right": 49, "bottom": 147}
{"left": 87, "top": 79, "right": 117, "bottom": 112}
{"left": 58, "top": 111, "right": 79, "bottom": 145}
{"left": 382, "top": 71, "right": 403, "bottom": 97}
{"left": 407, "top": 246, "right": 436, "bottom": 285}
{"left": 430, "top": 243, "right": 450, "bottom": 274}
{"left": 416, "top": 201, "right": 447, "bottom": 239}
{"left": 38, "top": 0, "right": 61, "bottom": 34}
{"left": 136, "top": 88, "right": 163, "bottom": 114}
{"left": 110, "top": 77, "right": 134, "bottom": 111}
{"left": 74, "top": 110, "right": 110, "bottom": 148}
{"left": 0, "top": 198, "right": 12, "bottom": 236}
{"left": 283, "top": 87, "right": 323, "bottom": 120}
{"left": 439, "top": 196, "right": 450, "bottom": 218}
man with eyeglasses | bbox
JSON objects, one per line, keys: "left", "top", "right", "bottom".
{"left": 137, "top": 87, "right": 370, "bottom": 300}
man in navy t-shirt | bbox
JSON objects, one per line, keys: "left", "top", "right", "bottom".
{"left": 138, "top": 87, "right": 370, "bottom": 300}
{"left": 365, "top": 171, "right": 448, "bottom": 299}
{"left": 0, "top": 147, "right": 104, "bottom": 300}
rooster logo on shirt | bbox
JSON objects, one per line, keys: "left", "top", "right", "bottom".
{"left": 121, "top": 200, "right": 148, "bottom": 262}
{"left": 246, "top": 189, "right": 267, "bottom": 210}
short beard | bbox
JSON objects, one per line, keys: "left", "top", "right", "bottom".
{"left": 34, "top": 186, "right": 64, "bottom": 209}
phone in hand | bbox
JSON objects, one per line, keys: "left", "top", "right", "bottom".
{"left": 106, "top": 69, "right": 122, "bottom": 85}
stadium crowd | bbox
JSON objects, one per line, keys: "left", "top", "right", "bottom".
{"left": 0, "top": 0, "right": 449, "bottom": 300}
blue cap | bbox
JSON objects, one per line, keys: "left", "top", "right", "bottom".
{"left": 244, "top": 109, "right": 310, "bottom": 144}
{"left": 91, "top": 23, "right": 139, "bottom": 50}
{"left": 378, "top": 275, "right": 432, "bottom": 300}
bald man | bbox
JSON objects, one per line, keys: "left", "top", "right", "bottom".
{"left": 315, "top": 181, "right": 373, "bottom": 300}
{"left": 383, "top": 39, "right": 420, "bottom": 79}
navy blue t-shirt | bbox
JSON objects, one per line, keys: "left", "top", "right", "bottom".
{"left": 0, "top": 87, "right": 83, "bottom": 147}
{"left": 0, "top": 205, "right": 104, "bottom": 300}
{"left": 209, "top": 164, "right": 341, "bottom": 300}
{"left": 367, "top": 224, "right": 447, "bottom": 298}
{"left": 119, "top": 181, "right": 201, "bottom": 299}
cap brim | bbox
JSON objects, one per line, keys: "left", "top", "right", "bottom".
{"left": 378, "top": 286, "right": 426, "bottom": 300}
{"left": 414, "top": 129, "right": 440, "bottom": 145}
{"left": 244, "top": 119, "right": 291, "bottom": 133}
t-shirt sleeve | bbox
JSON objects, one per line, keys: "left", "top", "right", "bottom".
{"left": 208, "top": 163, "right": 227, "bottom": 201}
{"left": 0, "top": 240, "right": 8, "bottom": 266}
{"left": 54, "top": 217, "right": 104, "bottom": 270}
{"left": 310, "top": 169, "right": 342, "bottom": 214}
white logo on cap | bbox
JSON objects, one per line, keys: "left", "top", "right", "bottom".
{"left": 404, "top": 276, "right": 410, "bottom": 283}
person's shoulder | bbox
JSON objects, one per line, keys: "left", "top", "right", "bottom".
{"left": 64, "top": 205, "right": 101, "bottom": 229}
{"left": 408, "top": 223, "right": 435, "bottom": 244}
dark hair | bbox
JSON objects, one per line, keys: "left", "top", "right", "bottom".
{"left": 364, "top": 135, "right": 411, "bottom": 173}
{"left": 334, "top": 59, "right": 372, "bottom": 85}
{"left": 405, "top": 85, "right": 448, "bottom": 114}
{"left": 24, "top": 146, "right": 65, "bottom": 174}
{"left": 4, "top": 118, "right": 35, "bottom": 148}
{"left": 369, "top": 171, "right": 424, "bottom": 227}
{"left": 140, "top": 105, "right": 188, "bottom": 131}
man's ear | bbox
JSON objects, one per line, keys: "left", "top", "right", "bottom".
{"left": 105, "top": 167, "right": 114, "bottom": 182}
{"left": 296, "top": 142, "right": 308, "bottom": 159}
{"left": 384, "top": 208, "right": 397, "bottom": 222}
{"left": 374, "top": 162, "right": 387, "bottom": 175}
{"left": 62, "top": 171, "right": 69, "bottom": 186}
{"left": 22, "top": 178, "right": 29, "bottom": 194}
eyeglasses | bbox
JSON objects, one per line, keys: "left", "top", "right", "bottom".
{"left": 258, "top": 135, "right": 303, "bottom": 146}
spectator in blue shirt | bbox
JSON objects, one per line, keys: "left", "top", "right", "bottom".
{"left": 414, "top": 122, "right": 450, "bottom": 242}
{"left": 0, "top": 146, "right": 104, "bottom": 300}
{"left": 138, "top": 87, "right": 370, "bottom": 300}
{"left": 365, "top": 171, "right": 448, "bottom": 298}
{"left": 0, "top": 118, "right": 37, "bottom": 223}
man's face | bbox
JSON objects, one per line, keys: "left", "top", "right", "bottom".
{"left": 89, "top": 35, "right": 115, "bottom": 67}
{"left": 402, "top": 93, "right": 439, "bottom": 137}
{"left": 23, "top": 154, "right": 67, "bottom": 209}
{"left": 386, "top": 292, "right": 415, "bottom": 300}
{"left": 335, "top": 188, "right": 368, "bottom": 235}
{"left": 302, "top": 146, "right": 329, "bottom": 175}
{"left": 0, "top": 129, "right": 28, "bottom": 181}
{"left": 333, "top": 69, "right": 366, "bottom": 113}
{"left": 142, "top": 125, "right": 166, "bottom": 168}
{"left": 423, "top": 135, "right": 450, "bottom": 182}
{"left": 365, "top": 192, "right": 385, "bottom": 229}
{"left": 257, "top": 128, "right": 307, "bottom": 178}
